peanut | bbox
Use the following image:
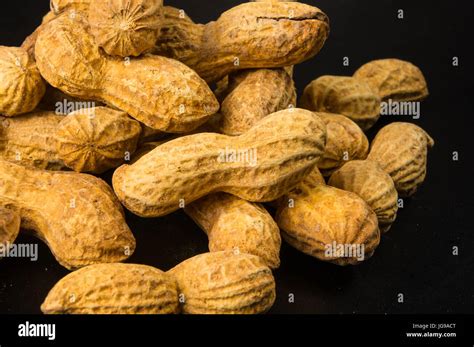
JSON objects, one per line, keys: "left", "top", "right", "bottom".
{"left": 276, "top": 183, "right": 380, "bottom": 266}
{"left": 329, "top": 160, "right": 398, "bottom": 233}
{"left": 219, "top": 68, "right": 296, "bottom": 136}
{"left": 168, "top": 251, "right": 275, "bottom": 314}
{"left": 300, "top": 75, "right": 381, "bottom": 131}
{"left": 316, "top": 112, "right": 369, "bottom": 176}
{"left": 41, "top": 263, "right": 179, "bottom": 314}
{"left": 0, "top": 46, "right": 46, "bottom": 116}
{"left": 34, "top": 12, "right": 219, "bottom": 132}
{"left": 154, "top": 3, "right": 329, "bottom": 83}
{"left": 0, "top": 206, "right": 21, "bottom": 259}
{"left": 55, "top": 106, "right": 142, "bottom": 174}
{"left": 112, "top": 109, "right": 327, "bottom": 217}
{"left": 367, "top": 122, "right": 434, "bottom": 197}
{"left": 0, "top": 159, "right": 135, "bottom": 269}
{"left": 88, "top": 0, "right": 164, "bottom": 57}
{"left": 185, "top": 193, "right": 281, "bottom": 269}
{"left": 354, "top": 59, "right": 429, "bottom": 101}
{"left": 50, "top": 0, "right": 91, "bottom": 14}
{"left": 0, "top": 112, "right": 66, "bottom": 170}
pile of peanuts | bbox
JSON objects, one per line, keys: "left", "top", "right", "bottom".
{"left": 0, "top": 0, "right": 433, "bottom": 314}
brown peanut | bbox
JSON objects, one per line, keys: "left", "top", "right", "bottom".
{"left": 41, "top": 263, "right": 179, "bottom": 314}
{"left": 88, "top": 0, "right": 164, "bottom": 57}
{"left": 168, "top": 251, "right": 275, "bottom": 314}
{"left": 0, "top": 207, "right": 21, "bottom": 259}
{"left": 55, "top": 106, "right": 142, "bottom": 174}
{"left": 154, "top": 3, "right": 329, "bottom": 83}
{"left": 353, "top": 59, "right": 429, "bottom": 102}
{"left": 329, "top": 160, "right": 398, "bottom": 233}
{"left": 0, "top": 112, "right": 66, "bottom": 170}
{"left": 34, "top": 12, "right": 219, "bottom": 132}
{"left": 185, "top": 193, "right": 281, "bottom": 269}
{"left": 367, "top": 122, "right": 434, "bottom": 197}
{"left": 0, "top": 159, "right": 135, "bottom": 269}
{"left": 112, "top": 109, "right": 327, "bottom": 217}
{"left": 0, "top": 46, "right": 46, "bottom": 116}
{"left": 300, "top": 75, "right": 381, "bottom": 131}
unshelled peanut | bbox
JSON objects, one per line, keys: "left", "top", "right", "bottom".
{"left": 185, "top": 193, "right": 281, "bottom": 269}
{"left": 42, "top": 263, "right": 179, "bottom": 314}
{"left": 113, "top": 109, "right": 327, "bottom": 217}
{"left": 168, "top": 251, "right": 276, "bottom": 314}
{"left": 34, "top": 12, "right": 219, "bottom": 132}
{"left": 0, "top": 159, "right": 135, "bottom": 269}
{"left": 55, "top": 107, "right": 142, "bottom": 174}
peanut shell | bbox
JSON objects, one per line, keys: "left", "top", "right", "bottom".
{"left": 276, "top": 184, "right": 380, "bottom": 266}
{"left": 0, "top": 46, "right": 46, "bottom": 116}
{"left": 34, "top": 12, "right": 219, "bottom": 132}
{"left": 367, "top": 122, "right": 434, "bottom": 197}
{"left": 0, "top": 206, "right": 21, "bottom": 258}
{"left": 329, "top": 160, "right": 398, "bottom": 233}
{"left": 55, "top": 106, "right": 141, "bottom": 174}
{"left": 112, "top": 109, "right": 327, "bottom": 217}
{"left": 0, "top": 112, "right": 66, "bottom": 170}
{"left": 0, "top": 159, "right": 135, "bottom": 269}
{"left": 185, "top": 193, "right": 281, "bottom": 269}
{"left": 42, "top": 263, "right": 179, "bottom": 314}
{"left": 168, "top": 251, "right": 276, "bottom": 314}
{"left": 300, "top": 75, "right": 381, "bottom": 131}
{"left": 353, "top": 59, "right": 429, "bottom": 101}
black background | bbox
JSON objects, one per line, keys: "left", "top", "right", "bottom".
{"left": 0, "top": 0, "right": 473, "bottom": 315}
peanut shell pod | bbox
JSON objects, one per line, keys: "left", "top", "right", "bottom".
{"left": 353, "top": 59, "right": 429, "bottom": 101}
{"left": 0, "top": 46, "right": 46, "bottom": 116}
{"left": 42, "top": 263, "right": 179, "bottom": 314}
{"left": 34, "top": 12, "right": 219, "bottom": 132}
{"left": 317, "top": 113, "right": 369, "bottom": 176}
{"left": 50, "top": 0, "right": 91, "bottom": 14}
{"left": 154, "top": 3, "right": 329, "bottom": 83}
{"left": 56, "top": 106, "right": 142, "bottom": 174}
{"left": 367, "top": 122, "right": 434, "bottom": 197}
{"left": 0, "top": 112, "right": 66, "bottom": 170}
{"left": 329, "top": 160, "right": 398, "bottom": 233}
{"left": 168, "top": 251, "right": 276, "bottom": 314}
{"left": 0, "top": 160, "right": 135, "bottom": 269}
{"left": 185, "top": 193, "right": 281, "bottom": 269}
{"left": 219, "top": 68, "right": 296, "bottom": 135}
{"left": 0, "top": 206, "right": 21, "bottom": 258}
{"left": 300, "top": 75, "right": 381, "bottom": 131}
{"left": 276, "top": 184, "right": 380, "bottom": 266}
{"left": 88, "top": 0, "right": 164, "bottom": 57}
{"left": 112, "top": 109, "right": 327, "bottom": 217}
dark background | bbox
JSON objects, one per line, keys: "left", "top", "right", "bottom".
{"left": 0, "top": 0, "right": 473, "bottom": 314}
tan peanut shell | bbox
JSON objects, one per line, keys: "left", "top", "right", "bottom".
{"left": 317, "top": 113, "right": 369, "bottom": 176}
{"left": 0, "top": 112, "right": 66, "bottom": 170}
{"left": 112, "top": 109, "right": 327, "bottom": 217}
{"left": 367, "top": 122, "right": 434, "bottom": 197}
{"left": 55, "top": 106, "right": 142, "bottom": 174}
{"left": 353, "top": 59, "right": 429, "bottom": 101}
{"left": 88, "top": 0, "right": 164, "bottom": 57}
{"left": 50, "top": 0, "right": 91, "bottom": 14}
{"left": 185, "top": 193, "right": 281, "bottom": 269}
{"left": 0, "top": 46, "right": 46, "bottom": 116}
{"left": 276, "top": 184, "right": 380, "bottom": 266}
{"left": 0, "top": 207, "right": 21, "bottom": 257}
{"left": 34, "top": 12, "right": 219, "bottom": 132}
{"left": 154, "top": 3, "right": 329, "bottom": 83}
{"left": 329, "top": 160, "right": 398, "bottom": 233}
{"left": 168, "top": 251, "right": 276, "bottom": 314}
{"left": 219, "top": 68, "right": 296, "bottom": 135}
{"left": 300, "top": 75, "right": 381, "bottom": 131}
{"left": 42, "top": 263, "right": 179, "bottom": 314}
{"left": 0, "top": 159, "right": 135, "bottom": 269}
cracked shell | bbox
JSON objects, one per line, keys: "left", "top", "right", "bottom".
{"left": 367, "top": 122, "right": 434, "bottom": 197}
{"left": 329, "top": 160, "right": 398, "bottom": 233}
{"left": 168, "top": 251, "right": 276, "bottom": 314}
{"left": 41, "top": 263, "right": 179, "bottom": 314}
